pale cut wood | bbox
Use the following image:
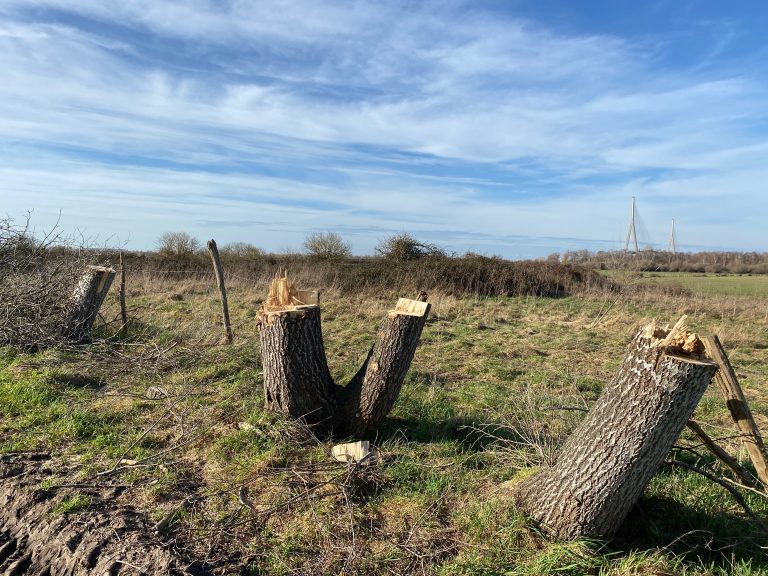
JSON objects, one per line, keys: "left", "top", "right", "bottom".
{"left": 206, "top": 239, "right": 233, "bottom": 344}
{"left": 392, "top": 298, "right": 430, "bottom": 316}
{"left": 703, "top": 335, "right": 768, "bottom": 489}
{"left": 332, "top": 440, "right": 371, "bottom": 463}
{"left": 686, "top": 419, "right": 754, "bottom": 486}
{"left": 515, "top": 320, "right": 717, "bottom": 539}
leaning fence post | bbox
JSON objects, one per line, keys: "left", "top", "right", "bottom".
{"left": 704, "top": 335, "right": 768, "bottom": 489}
{"left": 207, "top": 239, "right": 234, "bottom": 344}
{"left": 119, "top": 251, "right": 128, "bottom": 335}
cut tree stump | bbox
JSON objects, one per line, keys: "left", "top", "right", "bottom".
{"left": 258, "top": 276, "right": 430, "bottom": 435}
{"left": 514, "top": 317, "right": 717, "bottom": 540}
{"left": 63, "top": 266, "right": 116, "bottom": 343}
{"left": 339, "top": 298, "right": 431, "bottom": 433}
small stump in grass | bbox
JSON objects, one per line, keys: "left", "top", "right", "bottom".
{"left": 62, "top": 265, "right": 116, "bottom": 343}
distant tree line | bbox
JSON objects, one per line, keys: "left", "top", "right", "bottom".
{"left": 550, "top": 249, "right": 768, "bottom": 274}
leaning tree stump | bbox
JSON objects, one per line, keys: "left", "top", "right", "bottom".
{"left": 63, "top": 265, "right": 116, "bottom": 343}
{"left": 339, "top": 298, "right": 431, "bottom": 433}
{"left": 514, "top": 317, "right": 717, "bottom": 540}
{"left": 257, "top": 276, "right": 430, "bottom": 435}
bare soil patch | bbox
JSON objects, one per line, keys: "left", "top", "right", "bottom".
{"left": 0, "top": 453, "right": 205, "bottom": 576}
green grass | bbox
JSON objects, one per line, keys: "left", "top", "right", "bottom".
{"left": 2, "top": 276, "right": 768, "bottom": 574}
{"left": 52, "top": 492, "right": 91, "bottom": 515}
{"left": 606, "top": 270, "right": 768, "bottom": 298}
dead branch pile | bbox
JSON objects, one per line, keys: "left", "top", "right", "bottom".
{"left": 0, "top": 215, "right": 113, "bottom": 350}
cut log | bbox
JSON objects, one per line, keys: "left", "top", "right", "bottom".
{"left": 257, "top": 276, "right": 429, "bottom": 435}
{"left": 63, "top": 266, "right": 116, "bottom": 343}
{"left": 258, "top": 280, "right": 335, "bottom": 427}
{"left": 515, "top": 318, "right": 717, "bottom": 540}
{"left": 703, "top": 335, "right": 768, "bottom": 489}
{"left": 340, "top": 298, "right": 431, "bottom": 434}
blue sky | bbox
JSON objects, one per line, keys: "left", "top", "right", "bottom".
{"left": 1, "top": 1, "right": 767, "bottom": 258}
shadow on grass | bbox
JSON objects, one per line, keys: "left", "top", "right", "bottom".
{"left": 612, "top": 492, "right": 768, "bottom": 571}
{"left": 49, "top": 372, "right": 104, "bottom": 389}
{"left": 374, "top": 414, "right": 522, "bottom": 450}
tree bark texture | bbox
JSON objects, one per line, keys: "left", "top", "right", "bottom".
{"left": 515, "top": 324, "right": 717, "bottom": 540}
{"left": 703, "top": 335, "right": 768, "bottom": 488}
{"left": 206, "top": 239, "right": 234, "bottom": 344}
{"left": 258, "top": 280, "right": 430, "bottom": 436}
{"left": 259, "top": 306, "right": 338, "bottom": 427}
{"left": 63, "top": 266, "right": 116, "bottom": 343}
{"left": 340, "top": 298, "right": 431, "bottom": 433}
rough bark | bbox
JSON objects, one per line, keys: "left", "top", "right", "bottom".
{"left": 257, "top": 277, "right": 430, "bottom": 435}
{"left": 62, "top": 266, "right": 116, "bottom": 343}
{"left": 206, "top": 239, "right": 234, "bottom": 344}
{"left": 259, "top": 305, "right": 337, "bottom": 427}
{"left": 703, "top": 335, "right": 768, "bottom": 489}
{"left": 340, "top": 298, "right": 431, "bottom": 434}
{"left": 515, "top": 320, "right": 717, "bottom": 540}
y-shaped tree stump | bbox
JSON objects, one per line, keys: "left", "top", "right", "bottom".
{"left": 514, "top": 317, "right": 717, "bottom": 540}
{"left": 258, "top": 277, "right": 430, "bottom": 436}
{"left": 63, "top": 265, "right": 116, "bottom": 343}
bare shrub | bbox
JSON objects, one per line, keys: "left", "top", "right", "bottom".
{"left": 220, "top": 241, "right": 263, "bottom": 259}
{"left": 375, "top": 233, "right": 444, "bottom": 261}
{"left": 156, "top": 231, "right": 200, "bottom": 257}
{"left": 303, "top": 231, "right": 351, "bottom": 260}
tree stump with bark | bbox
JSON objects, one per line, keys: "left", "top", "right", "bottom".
{"left": 258, "top": 276, "right": 430, "bottom": 436}
{"left": 514, "top": 317, "right": 717, "bottom": 540}
{"left": 62, "top": 266, "right": 116, "bottom": 343}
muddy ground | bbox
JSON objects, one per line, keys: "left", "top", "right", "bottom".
{"left": 0, "top": 453, "right": 211, "bottom": 576}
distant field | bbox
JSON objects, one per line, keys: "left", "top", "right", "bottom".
{"left": 605, "top": 271, "right": 768, "bottom": 297}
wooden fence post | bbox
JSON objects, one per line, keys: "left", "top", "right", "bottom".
{"left": 119, "top": 251, "right": 128, "bottom": 335}
{"left": 703, "top": 335, "right": 768, "bottom": 488}
{"left": 207, "top": 239, "right": 234, "bottom": 344}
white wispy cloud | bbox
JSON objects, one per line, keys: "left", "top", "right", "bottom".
{"left": 0, "top": 1, "right": 766, "bottom": 255}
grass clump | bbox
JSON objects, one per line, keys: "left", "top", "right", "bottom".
{"left": 52, "top": 492, "right": 91, "bottom": 515}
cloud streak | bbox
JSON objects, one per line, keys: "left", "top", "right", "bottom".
{"left": 1, "top": 1, "right": 767, "bottom": 256}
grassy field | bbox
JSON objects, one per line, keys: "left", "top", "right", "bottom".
{"left": 2, "top": 272, "right": 768, "bottom": 574}
{"left": 605, "top": 270, "right": 768, "bottom": 298}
